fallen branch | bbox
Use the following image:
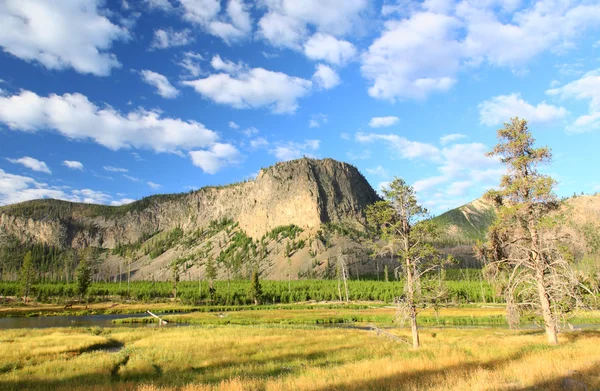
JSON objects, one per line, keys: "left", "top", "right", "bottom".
{"left": 147, "top": 310, "right": 168, "bottom": 325}
{"left": 367, "top": 324, "right": 412, "bottom": 346}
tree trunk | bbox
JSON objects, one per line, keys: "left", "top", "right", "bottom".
{"left": 410, "top": 304, "right": 420, "bottom": 349}
{"left": 529, "top": 220, "right": 558, "bottom": 345}
{"left": 536, "top": 269, "right": 558, "bottom": 345}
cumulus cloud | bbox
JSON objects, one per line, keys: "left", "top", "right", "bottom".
{"left": 144, "top": 0, "right": 174, "bottom": 11}
{"left": 189, "top": 143, "right": 242, "bottom": 174}
{"left": 356, "top": 132, "right": 441, "bottom": 161}
{"left": 180, "top": 0, "right": 252, "bottom": 44}
{"left": 257, "top": 0, "right": 368, "bottom": 49}
{"left": 0, "top": 0, "right": 129, "bottom": 76}
{"left": 6, "top": 156, "right": 51, "bottom": 174}
{"left": 0, "top": 90, "right": 219, "bottom": 153}
{"left": 362, "top": 1, "right": 600, "bottom": 101}
{"left": 150, "top": 28, "right": 194, "bottom": 49}
{"left": 365, "top": 165, "right": 388, "bottom": 177}
{"left": 271, "top": 139, "right": 320, "bottom": 161}
{"left": 140, "top": 70, "right": 180, "bottom": 99}
{"left": 177, "top": 51, "right": 204, "bottom": 78}
{"left": 368, "top": 116, "right": 399, "bottom": 128}
{"left": 228, "top": 121, "right": 239, "bottom": 129}
{"left": 147, "top": 181, "right": 161, "bottom": 189}
{"left": 0, "top": 168, "right": 132, "bottom": 206}
{"left": 440, "top": 133, "right": 467, "bottom": 145}
{"left": 312, "top": 64, "right": 340, "bottom": 90}
{"left": 547, "top": 69, "right": 600, "bottom": 133}
{"left": 478, "top": 93, "right": 567, "bottom": 126}
{"left": 362, "top": 12, "right": 459, "bottom": 100}
{"left": 62, "top": 160, "right": 84, "bottom": 170}
{"left": 111, "top": 198, "right": 136, "bottom": 206}
{"left": 250, "top": 137, "right": 269, "bottom": 149}
{"left": 303, "top": 33, "right": 357, "bottom": 65}
{"left": 183, "top": 55, "right": 312, "bottom": 113}
{"left": 354, "top": 129, "right": 503, "bottom": 212}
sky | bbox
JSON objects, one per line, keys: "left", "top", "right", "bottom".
{"left": 0, "top": 0, "right": 600, "bottom": 215}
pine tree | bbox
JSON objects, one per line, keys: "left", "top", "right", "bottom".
{"left": 478, "top": 117, "right": 580, "bottom": 345}
{"left": 171, "top": 262, "right": 179, "bottom": 300}
{"left": 249, "top": 269, "right": 262, "bottom": 305}
{"left": 76, "top": 258, "right": 91, "bottom": 300}
{"left": 205, "top": 256, "right": 217, "bottom": 301}
{"left": 366, "top": 177, "right": 449, "bottom": 349}
{"left": 19, "top": 251, "right": 35, "bottom": 301}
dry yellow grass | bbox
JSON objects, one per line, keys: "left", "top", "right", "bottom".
{"left": 1, "top": 324, "right": 599, "bottom": 391}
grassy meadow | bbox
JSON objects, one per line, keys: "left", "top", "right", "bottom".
{"left": 1, "top": 323, "right": 599, "bottom": 391}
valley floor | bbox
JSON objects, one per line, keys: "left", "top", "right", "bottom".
{"left": 1, "top": 306, "right": 600, "bottom": 390}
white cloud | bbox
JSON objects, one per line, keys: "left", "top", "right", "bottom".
{"left": 368, "top": 116, "right": 399, "bottom": 128}
{"left": 0, "top": 0, "right": 129, "bottom": 76}
{"left": 440, "top": 133, "right": 467, "bottom": 145}
{"left": 228, "top": 121, "right": 239, "bottom": 129}
{"left": 147, "top": 181, "right": 161, "bottom": 189}
{"left": 365, "top": 166, "right": 388, "bottom": 177}
{"left": 105, "top": 166, "right": 128, "bottom": 173}
{"left": 140, "top": 70, "right": 180, "bottom": 99}
{"left": 177, "top": 51, "right": 204, "bottom": 78}
{"left": 309, "top": 113, "right": 328, "bottom": 128}
{"left": 0, "top": 168, "right": 128, "bottom": 206}
{"left": 271, "top": 139, "right": 320, "bottom": 161}
{"left": 150, "top": 28, "right": 194, "bottom": 49}
{"left": 312, "top": 64, "right": 340, "bottom": 90}
{"left": 303, "top": 33, "right": 356, "bottom": 65}
{"left": 413, "top": 175, "right": 447, "bottom": 193}
{"left": 6, "top": 156, "right": 51, "bottom": 174}
{"left": 362, "top": 1, "right": 600, "bottom": 101}
{"left": 123, "top": 174, "right": 141, "bottom": 182}
{"left": 250, "top": 137, "right": 269, "bottom": 149}
{"left": 546, "top": 69, "right": 600, "bottom": 133}
{"left": 144, "top": 0, "right": 174, "bottom": 11}
{"left": 62, "top": 160, "right": 84, "bottom": 170}
{"left": 111, "top": 197, "right": 136, "bottom": 206}
{"left": 210, "top": 54, "right": 246, "bottom": 74}
{"left": 478, "top": 93, "right": 567, "bottom": 126}
{"left": 356, "top": 132, "right": 441, "bottom": 161}
{"left": 189, "top": 143, "right": 241, "bottom": 174}
{"left": 362, "top": 12, "right": 460, "bottom": 100}
{"left": 180, "top": 0, "right": 252, "bottom": 44}
{"left": 257, "top": 0, "right": 368, "bottom": 49}
{"left": 183, "top": 55, "right": 312, "bottom": 113}
{"left": 241, "top": 127, "right": 259, "bottom": 137}
{"left": 0, "top": 90, "right": 219, "bottom": 153}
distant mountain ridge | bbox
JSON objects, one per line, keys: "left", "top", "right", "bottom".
{"left": 432, "top": 198, "right": 497, "bottom": 243}
{"left": 0, "top": 158, "right": 379, "bottom": 249}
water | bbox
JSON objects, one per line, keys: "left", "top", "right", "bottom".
{"left": 0, "top": 313, "right": 189, "bottom": 329}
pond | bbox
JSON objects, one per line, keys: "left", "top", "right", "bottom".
{"left": 0, "top": 313, "right": 189, "bottom": 329}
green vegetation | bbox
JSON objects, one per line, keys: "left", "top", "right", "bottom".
{"left": 432, "top": 201, "right": 497, "bottom": 244}
{"left": 0, "top": 279, "right": 499, "bottom": 307}
{"left": 263, "top": 224, "right": 304, "bottom": 242}
{"left": 143, "top": 227, "right": 184, "bottom": 259}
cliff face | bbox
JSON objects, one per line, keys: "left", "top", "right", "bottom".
{"left": 0, "top": 158, "right": 379, "bottom": 249}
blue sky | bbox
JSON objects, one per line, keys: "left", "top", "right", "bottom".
{"left": 0, "top": 0, "right": 599, "bottom": 214}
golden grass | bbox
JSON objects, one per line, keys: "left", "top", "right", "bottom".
{"left": 1, "top": 324, "right": 599, "bottom": 391}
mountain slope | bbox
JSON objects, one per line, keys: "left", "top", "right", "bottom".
{"left": 0, "top": 158, "right": 380, "bottom": 280}
{"left": 433, "top": 198, "right": 496, "bottom": 244}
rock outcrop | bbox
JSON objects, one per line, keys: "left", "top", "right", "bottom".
{"left": 0, "top": 158, "right": 379, "bottom": 249}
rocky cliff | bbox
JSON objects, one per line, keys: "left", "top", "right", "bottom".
{"left": 0, "top": 158, "right": 379, "bottom": 250}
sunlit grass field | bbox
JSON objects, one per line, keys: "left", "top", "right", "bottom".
{"left": 1, "top": 321, "right": 599, "bottom": 390}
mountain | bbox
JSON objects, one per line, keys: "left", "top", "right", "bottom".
{"left": 433, "top": 198, "right": 496, "bottom": 244}
{"left": 0, "top": 158, "right": 380, "bottom": 280}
